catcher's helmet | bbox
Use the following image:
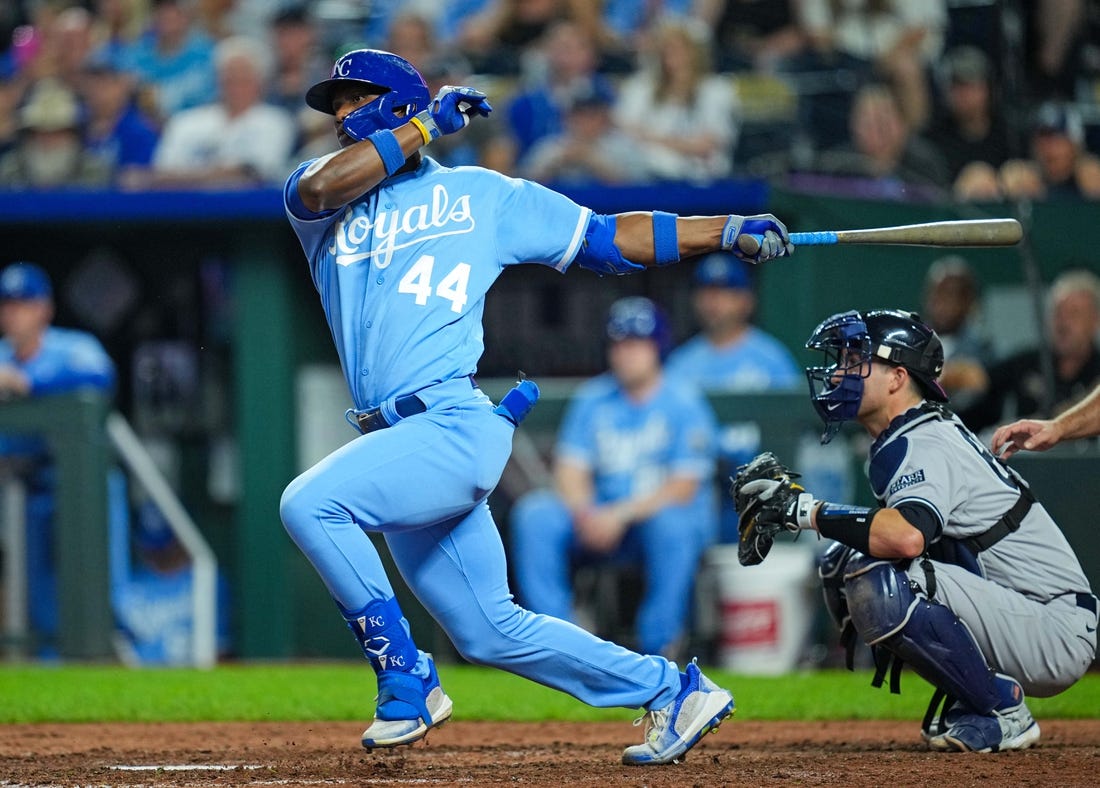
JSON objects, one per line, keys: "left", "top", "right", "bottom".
{"left": 805, "top": 309, "right": 946, "bottom": 441}
{"left": 306, "top": 49, "right": 430, "bottom": 133}
{"left": 606, "top": 296, "right": 672, "bottom": 359}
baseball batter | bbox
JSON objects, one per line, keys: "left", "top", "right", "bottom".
{"left": 280, "top": 48, "right": 793, "bottom": 764}
{"left": 733, "top": 309, "right": 1097, "bottom": 753}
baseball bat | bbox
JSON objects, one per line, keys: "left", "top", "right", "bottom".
{"left": 736, "top": 218, "right": 1023, "bottom": 255}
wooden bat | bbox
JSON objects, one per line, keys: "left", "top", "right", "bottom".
{"left": 737, "top": 218, "right": 1023, "bottom": 255}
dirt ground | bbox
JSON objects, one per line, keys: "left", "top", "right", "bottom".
{"left": 2, "top": 719, "right": 1098, "bottom": 787}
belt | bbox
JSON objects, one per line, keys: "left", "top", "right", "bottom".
{"left": 356, "top": 395, "right": 426, "bottom": 434}
{"left": 355, "top": 375, "right": 477, "bottom": 434}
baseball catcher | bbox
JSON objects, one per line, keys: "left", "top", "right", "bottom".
{"left": 732, "top": 309, "right": 1096, "bottom": 753}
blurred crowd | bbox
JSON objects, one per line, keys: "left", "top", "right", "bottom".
{"left": 1, "top": 0, "right": 1099, "bottom": 199}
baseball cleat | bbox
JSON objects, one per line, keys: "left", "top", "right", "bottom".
{"left": 621, "top": 659, "right": 735, "bottom": 766}
{"left": 928, "top": 675, "right": 1040, "bottom": 753}
{"left": 361, "top": 656, "right": 453, "bottom": 749}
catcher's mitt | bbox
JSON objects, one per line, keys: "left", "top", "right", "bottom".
{"left": 730, "top": 451, "right": 811, "bottom": 566}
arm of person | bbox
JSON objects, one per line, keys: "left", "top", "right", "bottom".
{"left": 578, "top": 474, "right": 701, "bottom": 554}
{"left": 802, "top": 500, "right": 930, "bottom": 559}
{"left": 296, "top": 121, "right": 428, "bottom": 213}
{"left": 991, "top": 381, "right": 1100, "bottom": 457}
{"left": 600, "top": 211, "right": 791, "bottom": 268}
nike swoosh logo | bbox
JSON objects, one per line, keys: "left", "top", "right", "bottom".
{"left": 826, "top": 402, "right": 842, "bottom": 412}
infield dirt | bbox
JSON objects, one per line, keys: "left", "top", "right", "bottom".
{"left": 2, "top": 719, "right": 1098, "bottom": 786}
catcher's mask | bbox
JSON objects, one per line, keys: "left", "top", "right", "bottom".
{"left": 306, "top": 48, "right": 430, "bottom": 136}
{"left": 804, "top": 309, "right": 946, "bottom": 443}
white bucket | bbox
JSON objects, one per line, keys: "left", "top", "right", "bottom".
{"left": 705, "top": 543, "right": 817, "bottom": 675}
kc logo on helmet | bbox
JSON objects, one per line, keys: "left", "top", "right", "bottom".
{"left": 335, "top": 57, "right": 352, "bottom": 77}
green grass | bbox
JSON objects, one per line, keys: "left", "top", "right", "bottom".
{"left": 2, "top": 663, "right": 1098, "bottom": 724}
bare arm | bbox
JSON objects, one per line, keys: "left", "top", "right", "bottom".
{"left": 991, "top": 381, "right": 1100, "bottom": 457}
{"left": 297, "top": 122, "right": 427, "bottom": 213}
{"left": 612, "top": 212, "right": 730, "bottom": 267}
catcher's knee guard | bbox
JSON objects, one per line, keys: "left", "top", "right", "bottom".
{"left": 844, "top": 556, "right": 1001, "bottom": 715}
{"left": 818, "top": 541, "right": 858, "bottom": 632}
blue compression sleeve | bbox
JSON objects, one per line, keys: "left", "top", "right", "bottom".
{"left": 652, "top": 211, "right": 680, "bottom": 266}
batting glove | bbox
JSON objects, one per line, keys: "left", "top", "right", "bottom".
{"left": 413, "top": 85, "right": 492, "bottom": 143}
{"left": 721, "top": 213, "right": 794, "bottom": 265}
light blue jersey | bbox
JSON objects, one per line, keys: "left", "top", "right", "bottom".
{"left": 664, "top": 327, "right": 801, "bottom": 393}
{"left": 285, "top": 156, "right": 591, "bottom": 409}
{"left": 511, "top": 373, "right": 719, "bottom": 654}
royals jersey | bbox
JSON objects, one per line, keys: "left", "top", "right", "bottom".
{"left": 285, "top": 156, "right": 591, "bottom": 410}
{"left": 664, "top": 327, "right": 801, "bottom": 392}
{"left": 868, "top": 405, "right": 1092, "bottom": 601}
{"left": 556, "top": 373, "right": 717, "bottom": 509}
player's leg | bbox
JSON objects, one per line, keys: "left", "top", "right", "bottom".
{"left": 387, "top": 501, "right": 735, "bottom": 764}
{"left": 280, "top": 439, "right": 451, "bottom": 749}
{"left": 844, "top": 556, "right": 1039, "bottom": 752}
{"left": 906, "top": 560, "right": 1097, "bottom": 697}
{"left": 633, "top": 504, "right": 707, "bottom": 658}
{"left": 508, "top": 488, "right": 577, "bottom": 621}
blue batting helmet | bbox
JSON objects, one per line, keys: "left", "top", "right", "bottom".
{"left": 805, "top": 309, "right": 946, "bottom": 442}
{"left": 606, "top": 297, "right": 672, "bottom": 359}
{"left": 306, "top": 48, "right": 430, "bottom": 132}
{"left": 0, "top": 262, "right": 52, "bottom": 300}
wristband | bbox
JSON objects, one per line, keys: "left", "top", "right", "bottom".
{"left": 652, "top": 211, "right": 680, "bottom": 266}
{"left": 409, "top": 115, "right": 432, "bottom": 146}
{"left": 413, "top": 109, "right": 442, "bottom": 142}
{"left": 367, "top": 129, "right": 407, "bottom": 176}
{"left": 795, "top": 494, "right": 817, "bottom": 530}
{"left": 815, "top": 502, "right": 879, "bottom": 555}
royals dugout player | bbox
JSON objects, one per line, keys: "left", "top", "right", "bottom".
{"left": 733, "top": 309, "right": 1097, "bottom": 752}
{"left": 280, "top": 48, "right": 793, "bottom": 764}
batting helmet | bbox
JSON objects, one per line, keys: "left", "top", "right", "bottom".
{"left": 606, "top": 297, "right": 672, "bottom": 359}
{"left": 306, "top": 49, "right": 430, "bottom": 133}
{"left": 804, "top": 309, "right": 946, "bottom": 441}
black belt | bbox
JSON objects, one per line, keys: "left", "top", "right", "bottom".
{"left": 356, "top": 395, "right": 427, "bottom": 434}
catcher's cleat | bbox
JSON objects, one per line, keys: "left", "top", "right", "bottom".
{"left": 621, "top": 659, "right": 735, "bottom": 766}
{"left": 927, "top": 675, "right": 1039, "bottom": 753}
{"left": 361, "top": 656, "right": 453, "bottom": 749}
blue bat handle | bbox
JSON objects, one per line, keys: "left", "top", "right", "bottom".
{"left": 790, "top": 231, "right": 837, "bottom": 246}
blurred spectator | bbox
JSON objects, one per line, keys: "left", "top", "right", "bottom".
{"left": 960, "top": 269, "right": 1100, "bottom": 434}
{"left": 795, "top": 0, "right": 946, "bottom": 146}
{"left": 457, "top": 0, "right": 602, "bottom": 75}
{"left": 0, "top": 77, "right": 111, "bottom": 188}
{"left": 47, "top": 5, "right": 97, "bottom": 92}
{"left": 509, "top": 296, "right": 718, "bottom": 658}
{"left": 921, "top": 255, "right": 995, "bottom": 410}
{"left": 89, "top": 0, "right": 151, "bottom": 65}
{"left": 79, "top": 54, "right": 159, "bottom": 186}
{"left": 800, "top": 82, "right": 950, "bottom": 199}
{"left": 195, "top": 0, "right": 238, "bottom": 40}
{"left": 521, "top": 82, "right": 640, "bottom": 184}
{"left": 925, "top": 46, "right": 1014, "bottom": 195}
{"left": 266, "top": 3, "right": 326, "bottom": 115}
{"left": 596, "top": 0, "right": 691, "bottom": 54}
{"left": 612, "top": 16, "right": 738, "bottom": 182}
{"left": 505, "top": 19, "right": 615, "bottom": 169}
{"left": 384, "top": 11, "right": 439, "bottom": 71}
{"left": 695, "top": 0, "right": 807, "bottom": 73}
{"left": 998, "top": 101, "right": 1100, "bottom": 201}
{"left": 1018, "top": 0, "right": 1087, "bottom": 103}
{"left": 0, "top": 75, "right": 21, "bottom": 157}
{"left": 665, "top": 252, "right": 801, "bottom": 392}
{"left": 0, "top": 262, "right": 117, "bottom": 658}
{"left": 120, "top": 0, "right": 217, "bottom": 121}
{"left": 133, "top": 35, "right": 295, "bottom": 188}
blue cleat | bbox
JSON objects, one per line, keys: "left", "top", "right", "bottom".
{"left": 621, "top": 659, "right": 735, "bottom": 765}
{"left": 361, "top": 655, "right": 453, "bottom": 749}
{"left": 929, "top": 674, "right": 1040, "bottom": 753}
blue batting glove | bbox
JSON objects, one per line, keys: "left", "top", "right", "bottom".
{"left": 414, "top": 85, "right": 492, "bottom": 141}
{"left": 721, "top": 214, "right": 794, "bottom": 264}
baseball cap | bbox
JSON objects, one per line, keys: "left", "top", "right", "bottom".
{"left": 0, "top": 262, "right": 53, "bottom": 300}
{"left": 1033, "top": 101, "right": 1084, "bottom": 144}
{"left": 693, "top": 253, "right": 752, "bottom": 290}
{"left": 18, "top": 79, "right": 81, "bottom": 132}
{"left": 943, "top": 46, "right": 990, "bottom": 84}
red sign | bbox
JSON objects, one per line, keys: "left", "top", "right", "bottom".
{"left": 721, "top": 599, "right": 779, "bottom": 648}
